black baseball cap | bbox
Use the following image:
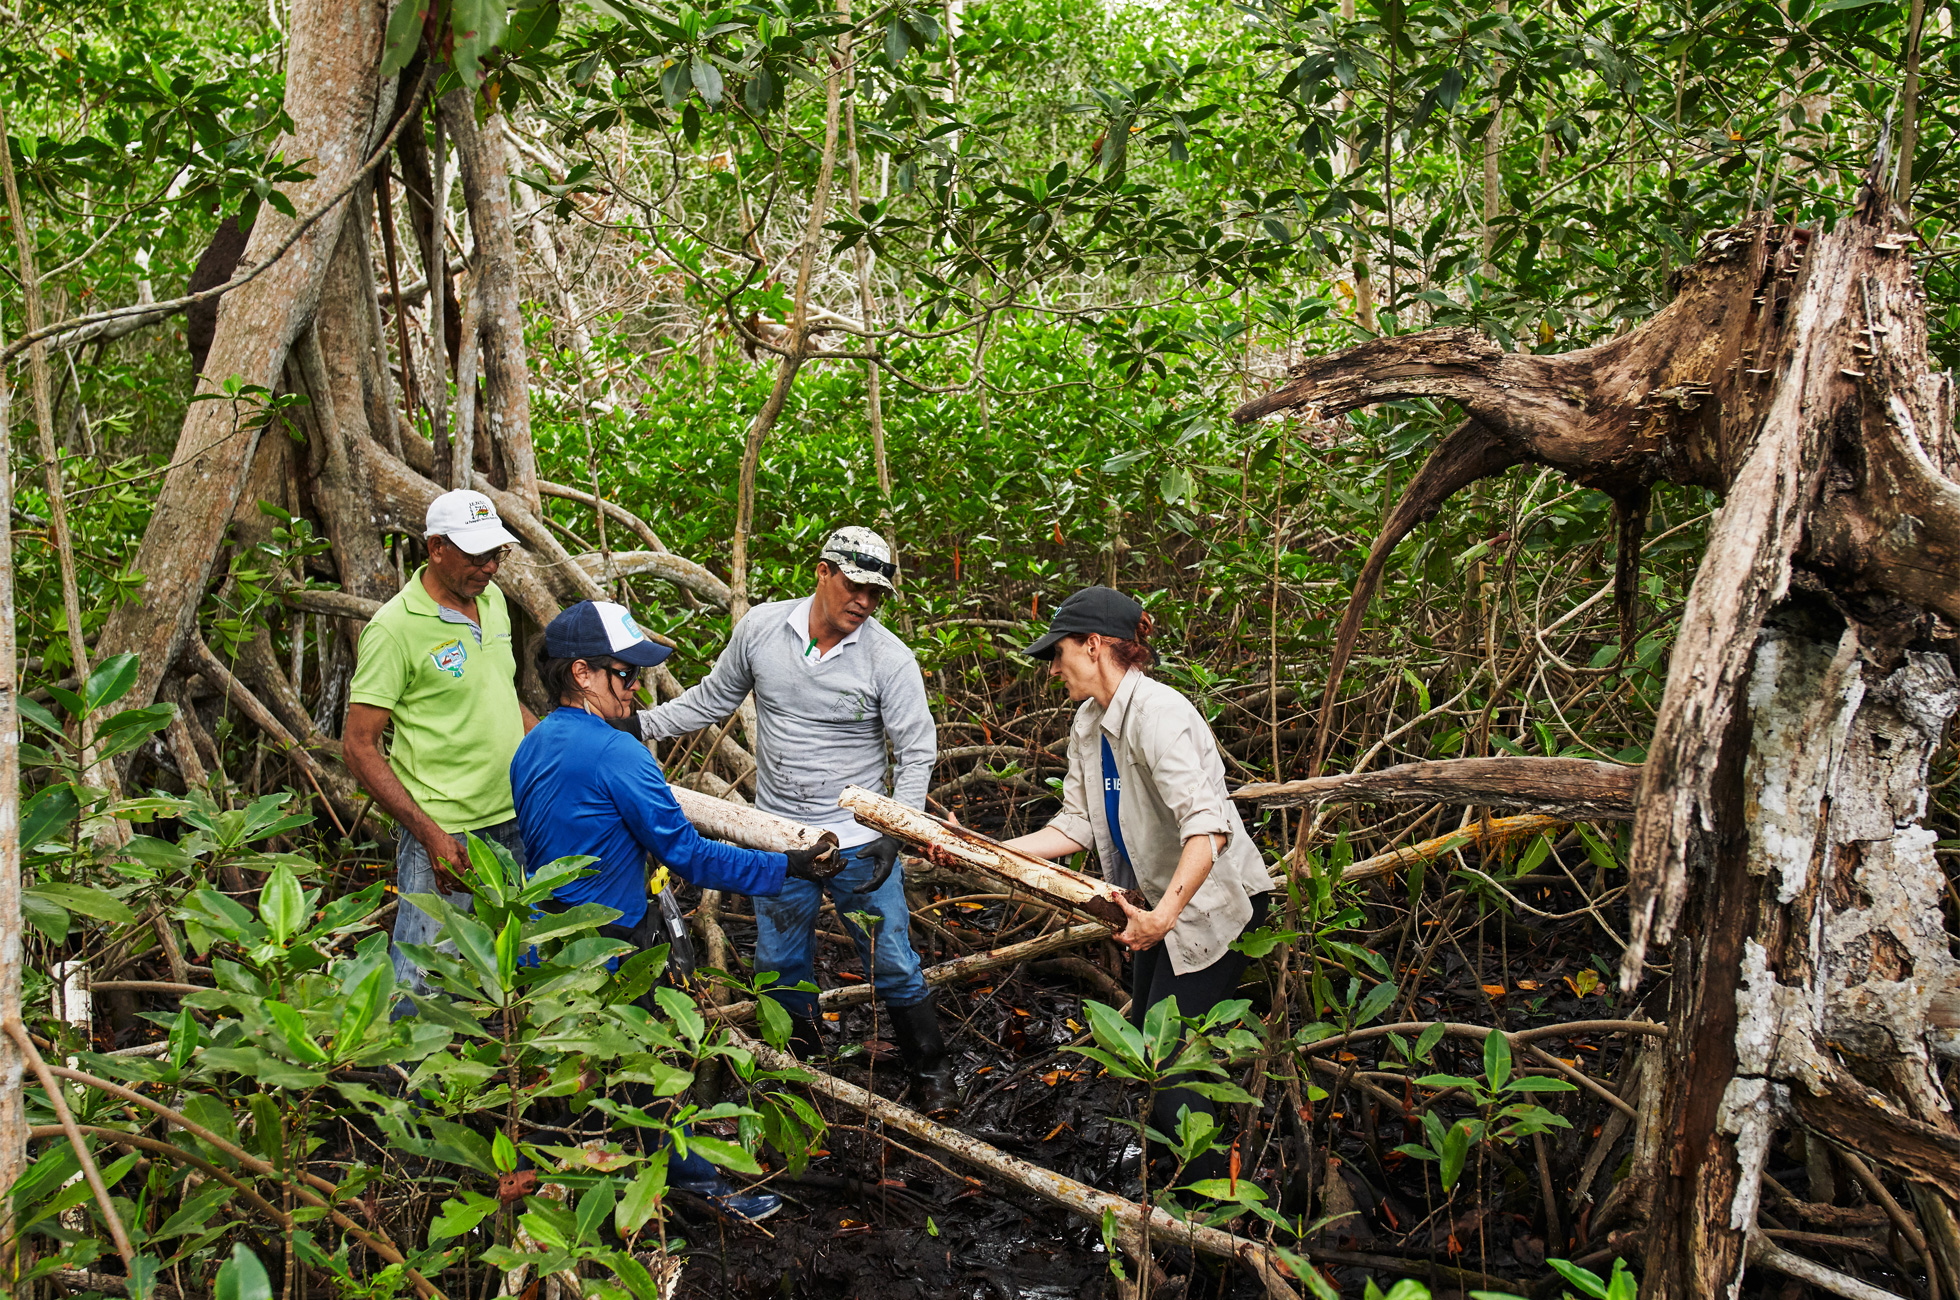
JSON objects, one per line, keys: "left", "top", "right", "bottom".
{"left": 543, "top": 600, "right": 674, "bottom": 668}
{"left": 1023, "top": 586, "right": 1146, "bottom": 661}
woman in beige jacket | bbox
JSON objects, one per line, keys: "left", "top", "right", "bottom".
{"left": 1003, "top": 586, "right": 1276, "bottom": 1185}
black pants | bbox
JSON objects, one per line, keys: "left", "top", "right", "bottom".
{"left": 1127, "top": 892, "right": 1270, "bottom": 1185}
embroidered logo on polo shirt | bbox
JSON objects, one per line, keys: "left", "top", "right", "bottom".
{"left": 430, "top": 638, "right": 468, "bottom": 678}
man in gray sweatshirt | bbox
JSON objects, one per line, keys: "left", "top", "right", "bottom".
{"left": 620, "top": 527, "right": 955, "bottom": 1114}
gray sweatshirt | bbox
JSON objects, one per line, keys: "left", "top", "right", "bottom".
{"left": 638, "top": 597, "right": 937, "bottom": 846}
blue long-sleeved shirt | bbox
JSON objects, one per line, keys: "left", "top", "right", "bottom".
{"left": 511, "top": 708, "right": 787, "bottom": 926}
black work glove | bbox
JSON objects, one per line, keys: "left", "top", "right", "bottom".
{"left": 785, "top": 840, "right": 845, "bottom": 883}
{"left": 608, "top": 710, "right": 650, "bottom": 740}
{"left": 853, "top": 835, "right": 900, "bottom": 891}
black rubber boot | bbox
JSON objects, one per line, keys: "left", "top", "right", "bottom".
{"left": 887, "top": 994, "right": 959, "bottom": 1117}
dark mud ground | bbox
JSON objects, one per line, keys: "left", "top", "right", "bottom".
{"left": 662, "top": 855, "right": 1678, "bottom": 1300}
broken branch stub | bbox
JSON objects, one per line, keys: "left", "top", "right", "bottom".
{"left": 837, "top": 786, "right": 1137, "bottom": 928}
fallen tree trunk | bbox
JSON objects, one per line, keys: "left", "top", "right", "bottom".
{"left": 838, "top": 786, "right": 1136, "bottom": 928}
{"left": 1233, "top": 756, "right": 1634, "bottom": 821}
{"left": 712, "top": 921, "right": 1110, "bottom": 1024}
{"left": 727, "top": 1027, "right": 1304, "bottom": 1300}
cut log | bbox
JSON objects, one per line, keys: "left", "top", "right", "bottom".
{"left": 726, "top": 1027, "right": 1305, "bottom": 1300}
{"left": 712, "top": 921, "right": 1110, "bottom": 1024}
{"left": 838, "top": 786, "right": 1136, "bottom": 928}
{"left": 1234, "top": 757, "right": 1635, "bottom": 820}
{"left": 669, "top": 786, "right": 832, "bottom": 854}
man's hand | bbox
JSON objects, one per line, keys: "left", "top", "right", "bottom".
{"left": 1112, "top": 891, "right": 1174, "bottom": 953}
{"left": 785, "top": 840, "right": 846, "bottom": 883}
{"left": 853, "top": 835, "right": 900, "bottom": 890}
{"left": 419, "top": 829, "right": 470, "bottom": 894}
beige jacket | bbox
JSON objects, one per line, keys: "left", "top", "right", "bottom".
{"left": 1048, "top": 670, "right": 1276, "bottom": 975}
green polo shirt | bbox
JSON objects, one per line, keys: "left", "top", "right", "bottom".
{"left": 348, "top": 568, "right": 524, "bottom": 833}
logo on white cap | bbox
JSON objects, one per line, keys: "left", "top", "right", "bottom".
{"left": 426, "top": 489, "right": 520, "bottom": 556}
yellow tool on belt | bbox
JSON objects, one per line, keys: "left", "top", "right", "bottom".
{"left": 647, "top": 863, "right": 672, "bottom": 895}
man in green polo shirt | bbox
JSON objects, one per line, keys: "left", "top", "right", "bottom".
{"left": 345, "top": 489, "right": 538, "bottom": 1000}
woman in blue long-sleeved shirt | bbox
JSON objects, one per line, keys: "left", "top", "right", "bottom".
{"left": 509, "top": 599, "right": 840, "bottom": 1223}
{"left": 511, "top": 599, "right": 840, "bottom": 930}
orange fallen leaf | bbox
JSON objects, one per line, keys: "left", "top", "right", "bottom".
{"left": 836, "top": 970, "right": 863, "bottom": 981}
{"left": 1482, "top": 983, "right": 1507, "bottom": 998}
{"left": 1042, "top": 1122, "right": 1071, "bottom": 1141}
{"left": 822, "top": 1012, "right": 841, "bottom": 1022}
{"left": 1516, "top": 979, "right": 1541, "bottom": 990}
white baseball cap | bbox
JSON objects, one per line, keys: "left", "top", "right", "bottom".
{"left": 426, "top": 489, "right": 519, "bottom": 555}
{"left": 818, "top": 525, "right": 898, "bottom": 590}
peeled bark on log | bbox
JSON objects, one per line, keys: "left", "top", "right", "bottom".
{"left": 838, "top": 786, "right": 1136, "bottom": 928}
{"left": 727, "top": 1028, "right": 1305, "bottom": 1300}
{"left": 1233, "top": 757, "right": 1634, "bottom": 820}
{"left": 668, "top": 786, "right": 831, "bottom": 853}
{"left": 94, "top": 0, "right": 395, "bottom": 712}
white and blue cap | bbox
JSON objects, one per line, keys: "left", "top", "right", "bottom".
{"left": 543, "top": 600, "right": 673, "bottom": 667}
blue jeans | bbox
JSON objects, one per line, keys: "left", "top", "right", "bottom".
{"left": 755, "top": 848, "right": 929, "bottom": 1019}
{"left": 391, "top": 818, "right": 527, "bottom": 1001}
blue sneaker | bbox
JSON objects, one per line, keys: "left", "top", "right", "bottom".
{"left": 672, "top": 1175, "right": 782, "bottom": 1224}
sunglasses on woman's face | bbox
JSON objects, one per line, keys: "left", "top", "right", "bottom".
{"left": 587, "top": 661, "right": 640, "bottom": 687}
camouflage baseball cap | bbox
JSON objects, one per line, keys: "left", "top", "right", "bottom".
{"left": 819, "top": 525, "right": 898, "bottom": 590}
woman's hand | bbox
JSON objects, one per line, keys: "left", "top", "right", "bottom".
{"left": 922, "top": 809, "right": 965, "bottom": 868}
{"left": 1113, "top": 892, "right": 1177, "bottom": 953}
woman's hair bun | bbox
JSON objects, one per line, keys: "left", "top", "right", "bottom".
{"left": 1135, "top": 611, "right": 1156, "bottom": 642}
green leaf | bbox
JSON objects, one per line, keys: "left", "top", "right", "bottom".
{"left": 259, "top": 866, "right": 305, "bottom": 946}
{"left": 428, "top": 1191, "right": 502, "bottom": 1241}
{"left": 21, "top": 784, "right": 79, "bottom": 850}
{"left": 215, "top": 1244, "right": 273, "bottom": 1300}
{"left": 26, "top": 883, "right": 135, "bottom": 925}
{"left": 336, "top": 965, "right": 390, "bottom": 1054}
{"left": 1484, "top": 1032, "right": 1512, "bottom": 1092}
{"left": 1547, "top": 1258, "right": 1612, "bottom": 1300}
{"left": 380, "top": 0, "right": 430, "bottom": 78}
{"left": 574, "top": 1178, "right": 615, "bottom": 1245}
{"left": 681, "top": 1133, "right": 760, "bottom": 1175}
{"left": 450, "top": 0, "right": 509, "bottom": 87}
{"left": 654, "top": 985, "right": 703, "bottom": 1044}
{"left": 616, "top": 1160, "right": 668, "bottom": 1237}
{"left": 84, "top": 654, "right": 140, "bottom": 712}
{"left": 492, "top": 1129, "right": 519, "bottom": 1174}
{"left": 264, "top": 1000, "right": 329, "bottom": 1064}
{"left": 21, "top": 890, "right": 68, "bottom": 942}
{"left": 1414, "top": 1022, "right": 1446, "bottom": 1061}
{"left": 690, "top": 55, "right": 723, "bottom": 106}
{"left": 1354, "top": 979, "right": 1398, "bottom": 1027}
{"left": 442, "top": 911, "right": 505, "bottom": 992}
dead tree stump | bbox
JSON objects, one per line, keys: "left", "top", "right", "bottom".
{"left": 1234, "top": 154, "right": 1960, "bottom": 1296}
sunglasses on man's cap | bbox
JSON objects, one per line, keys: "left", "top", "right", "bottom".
{"left": 828, "top": 549, "right": 896, "bottom": 579}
